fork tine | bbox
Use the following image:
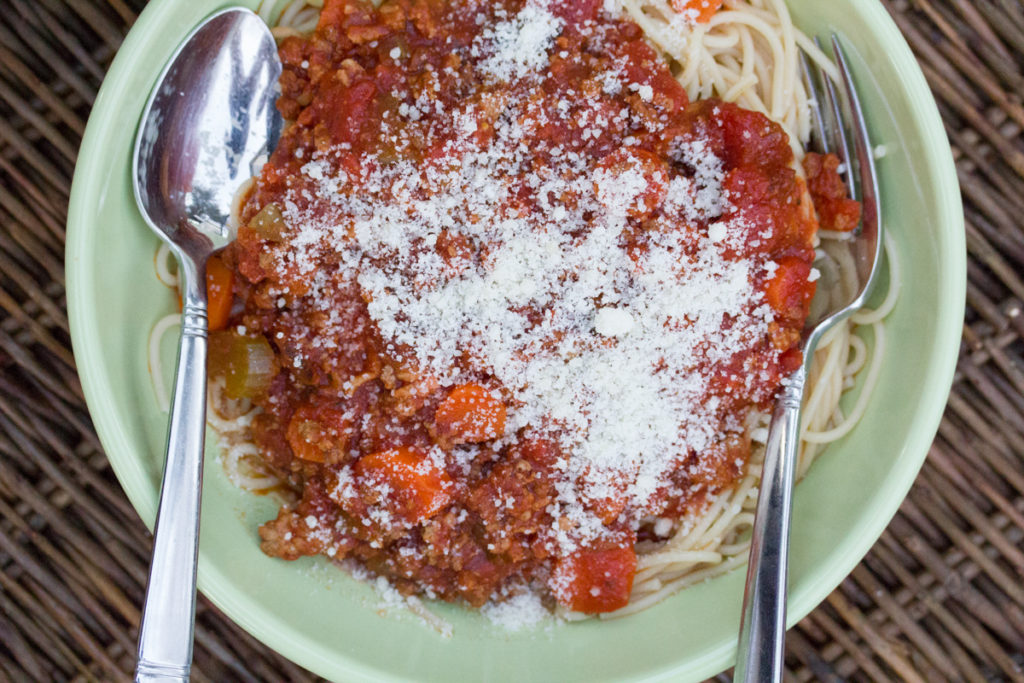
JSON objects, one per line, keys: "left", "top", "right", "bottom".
{"left": 831, "top": 35, "right": 882, "bottom": 273}
{"left": 814, "top": 38, "right": 855, "bottom": 201}
{"left": 799, "top": 51, "right": 829, "bottom": 155}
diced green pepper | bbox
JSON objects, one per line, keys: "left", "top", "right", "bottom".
{"left": 209, "top": 330, "right": 277, "bottom": 399}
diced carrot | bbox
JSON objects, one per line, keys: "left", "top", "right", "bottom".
{"left": 765, "top": 256, "right": 814, "bottom": 320}
{"left": 551, "top": 542, "right": 638, "bottom": 613}
{"left": 286, "top": 403, "right": 352, "bottom": 464}
{"left": 206, "top": 254, "right": 234, "bottom": 331}
{"left": 354, "top": 447, "right": 452, "bottom": 521}
{"left": 433, "top": 384, "right": 506, "bottom": 444}
{"left": 670, "top": 0, "right": 724, "bottom": 23}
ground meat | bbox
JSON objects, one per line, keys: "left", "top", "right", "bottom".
{"left": 218, "top": 0, "right": 823, "bottom": 615}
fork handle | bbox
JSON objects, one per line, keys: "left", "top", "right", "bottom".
{"left": 136, "top": 259, "right": 208, "bottom": 682}
{"left": 735, "top": 367, "right": 807, "bottom": 683}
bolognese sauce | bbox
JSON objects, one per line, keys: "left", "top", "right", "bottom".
{"left": 211, "top": 0, "right": 838, "bottom": 615}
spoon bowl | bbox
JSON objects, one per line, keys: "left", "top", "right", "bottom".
{"left": 134, "top": 7, "right": 282, "bottom": 258}
{"left": 131, "top": 8, "right": 281, "bottom": 681}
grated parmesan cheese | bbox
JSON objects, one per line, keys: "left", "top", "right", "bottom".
{"left": 476, "top": 4, "right": 564, "bottom": 82}
{"left": 481, "top": 591, "right": 551, "bottom": 631}
{"left": 254, "top": 0, "right": 794, "bottom": 562}
{"left": 594, "top": 307, "right": 635, "bottom": 337}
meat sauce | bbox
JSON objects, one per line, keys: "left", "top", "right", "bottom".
{"left": 212, "top": 0, "right": 842, "bottom": 614}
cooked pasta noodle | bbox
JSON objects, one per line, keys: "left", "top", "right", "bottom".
{"left": 148, "top": 313, "right": 180, "bottom": 413}
{"left": 153, "top": 242, "right": 178, "bottom": 289}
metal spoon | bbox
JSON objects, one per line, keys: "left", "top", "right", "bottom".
{"left": 132, "top": 9, "right": 282, "bottom": 681}
{"left": 734, "top": 37, "right": 883, "bottom": 682}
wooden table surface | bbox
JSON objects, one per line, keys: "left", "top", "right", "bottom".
{"left": 0, "top": 0, "right": 1022, "bottom": 680}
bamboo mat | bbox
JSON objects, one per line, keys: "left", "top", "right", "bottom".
{"left": 0, "top": 0, "right": 1022, "bottom": 680}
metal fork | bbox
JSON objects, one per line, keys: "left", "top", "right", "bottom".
{"left": 734, "top": 36, "right": 883, "bottom": 683}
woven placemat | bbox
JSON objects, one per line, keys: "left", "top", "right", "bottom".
{"left": 1, "top": 0, "right": 1022, "bottom": 680}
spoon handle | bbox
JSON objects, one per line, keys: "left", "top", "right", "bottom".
{"left": 734, "top": 366, "right": 807, "bottom": 683}
{"left": 136, "top": 261, "right": 208, "bottom": 682}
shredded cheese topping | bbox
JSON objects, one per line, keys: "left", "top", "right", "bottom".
{"left": 261, "top": 2, "right": 789, "bottom": 553}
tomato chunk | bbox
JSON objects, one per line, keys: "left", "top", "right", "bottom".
{"left": 354, "top": 447, "right": 452, "bottom": 522}
{"left": 765, "top": 257, "right": 815, "bottom": 320}
{"left": 205, "top": 254, "right": 234, "bottom": 332}
{"left": 434, "top": 384, "right": 506, "bottom": 444}
{"left": 803, "top": 152, "right": 861, "bottom": 232}
{"left": 671, "top": 0, "right": 723, "bottom": 23}
{"left": 552, "top": 542, "right": 638, "bottom": 613}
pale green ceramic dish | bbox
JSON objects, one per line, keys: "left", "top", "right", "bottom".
{"left": 67, "top": 1, "right": 964, "bottom": 680}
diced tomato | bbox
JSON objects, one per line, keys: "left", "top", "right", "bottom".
{"left": 434, "top": 384, "right": 506, "bottom": 444}
{"left": 708, "top": 101, "right": 793, "bottom": 172}
{"left": 286, "top": 402, "right": 353, "bottom": 464}
{"left": 354, "top": 447, "right": 452, "bottom": 522}
{"left": 779, "top": 347, "right": 804, "bottom": 374}
{"left": 552, "top": 541, "right": 638, "bottom": 613}
{"left": 803, "top": 152, "right": 861, "bottom": 232}
{"left": 765, "top": 257, "right": 815, "bottom": 320}
{"left": 721, "top": 167, "right": 772, "bottom": 212}
{"left": 671, "top": 0, "right": 724, "bottom": 23}
{"left": 205, "top": 254, "right": 234, "bottom": 332}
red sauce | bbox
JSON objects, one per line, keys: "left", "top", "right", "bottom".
{"left": 804, "top": 152, "right": 861, "bottom": 232}
{"left": 214, "top": 0, "right": 840, "bottom": 614}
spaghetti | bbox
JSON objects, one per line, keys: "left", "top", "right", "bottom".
{"left": 149, "top": 0, "right": 897, "bottom": 622}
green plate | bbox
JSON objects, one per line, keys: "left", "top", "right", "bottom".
{"left": 67, "top": 1, "right": 964, "bottom": 680}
